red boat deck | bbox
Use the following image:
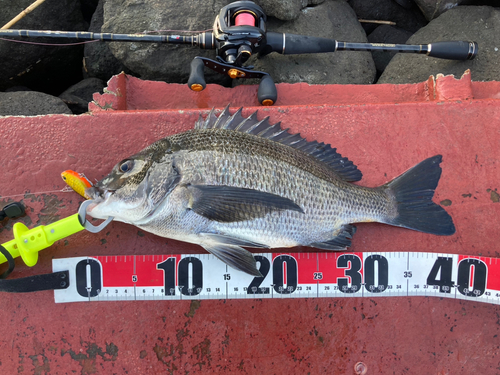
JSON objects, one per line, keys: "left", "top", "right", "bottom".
{"left": 0, "top": 71, "right": 499, "bottom": 374}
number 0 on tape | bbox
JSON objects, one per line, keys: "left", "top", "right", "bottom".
{"left": 52, "top": 252, "right": 500, "bottom": 304}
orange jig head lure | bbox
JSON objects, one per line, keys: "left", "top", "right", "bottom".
{"left": 61, "top": 170, "right": 93, "bottom": 199}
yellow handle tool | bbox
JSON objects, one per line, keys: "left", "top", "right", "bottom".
{"left": 0, "top": 214, "right": 84, "bottom": 266}
{"left": 0, "top": 200, "right": 113, "bottom": 267}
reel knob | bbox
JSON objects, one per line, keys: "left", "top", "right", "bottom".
{"left": 258, "top": 75, "right": 277, "bottom": 106}
{"left": 188, "top": 57, "right": 206, "bottom": 92}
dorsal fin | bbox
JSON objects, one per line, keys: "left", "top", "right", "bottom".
{"left": 195, "top": 105, "right": 362, "bottom": 182}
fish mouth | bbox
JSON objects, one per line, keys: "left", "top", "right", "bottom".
{"left": 85, "top": 186, "right": 114, "bottom": 212}
{"left": 86, "top": 186, "right": 114, "bottom": 199}
{"left": 84, "top": 183, "right": 156, "bottom": 221}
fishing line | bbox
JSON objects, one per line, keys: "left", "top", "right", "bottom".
{"left": 0, "top": 37, "right": 100, "bottom": 46}
{"left": 0, "top": 187, "right": 74, "bottom": 200}
{"left": 142, "top": 29, "right": 212, "bottom": 34}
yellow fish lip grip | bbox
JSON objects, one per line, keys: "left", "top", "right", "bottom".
{"left": 0, "top": 200, "right": 113, "bottom": 268}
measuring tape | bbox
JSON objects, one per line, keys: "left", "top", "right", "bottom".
{"left": 52, "top": 251, "right": 500, "bottom": 305}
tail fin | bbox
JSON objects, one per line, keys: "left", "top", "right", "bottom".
{"left": 384, "top": 155, "right": 455, "bottom": 235}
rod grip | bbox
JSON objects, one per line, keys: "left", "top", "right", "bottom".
{"left": 428, "top": 41, "right": 478, "bottom": 60}
{"left": 187, "top": 58, "right": 206, "bottom": 92}
{"left": 265, "top": 32, "right": 336, "bottom": 55}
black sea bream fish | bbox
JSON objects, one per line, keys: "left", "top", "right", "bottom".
{"left": 86, "top": 106, "right": 455, "bottom": 276}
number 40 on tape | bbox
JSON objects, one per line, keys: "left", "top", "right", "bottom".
{"left": 52, "top": 252, "right": 500, "bottom": 304}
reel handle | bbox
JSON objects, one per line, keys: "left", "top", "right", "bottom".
{"left": 257, "top": 75, "right": 277, "bottom": 106}
{"left": 187, "top": 57, "right": 206, "bottom": 92}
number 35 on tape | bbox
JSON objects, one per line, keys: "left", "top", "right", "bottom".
{"left": 52, "top": 252, "right": 500, "bottom": 304}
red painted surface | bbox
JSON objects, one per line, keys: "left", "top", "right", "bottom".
{"left": 1, "top": 74, "right": 500, "bottom": 374}
{"left": 434, "top": 71, "right": 473, "bottom": 101}
{"left": 90, "top": 69, "right": 499, "bottom": 112}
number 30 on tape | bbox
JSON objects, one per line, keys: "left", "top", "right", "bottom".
{"left": 52, "top": 252, "right": 500, "bottom": 304}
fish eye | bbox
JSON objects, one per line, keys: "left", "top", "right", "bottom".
{"left": 119, "top": 160, "right": 134, "bottom": 173}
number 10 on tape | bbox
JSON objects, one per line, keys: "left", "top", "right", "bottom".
{"left": 52, "top": 252, "right": 500, "bottom": 305}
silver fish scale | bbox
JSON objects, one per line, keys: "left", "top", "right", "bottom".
{"left": 162, "top": 146, "right": 392, "bottom": 248}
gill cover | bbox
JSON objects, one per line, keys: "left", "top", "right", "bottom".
{"left": 88, "top": 152, "right": 181, "bottom": 222}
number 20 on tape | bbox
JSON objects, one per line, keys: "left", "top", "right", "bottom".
{"left": 52, "top": 252, "right": 500, "bottom": 305}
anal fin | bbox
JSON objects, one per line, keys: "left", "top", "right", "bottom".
{"left": 309, "top": 224, "right": 357, "bottom": 250}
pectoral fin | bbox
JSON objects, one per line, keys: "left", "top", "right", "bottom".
{"left": 187, "top": 185, "right": 303, "bottom": 223}
{"left": 201, "top": 243, "right": 263, "bottom": 277}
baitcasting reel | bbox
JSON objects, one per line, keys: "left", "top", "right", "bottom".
{"left": 187, "top": 1, "right": 277, "bottom": 105}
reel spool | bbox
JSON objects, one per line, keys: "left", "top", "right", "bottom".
{"left": 234, "top": 11, "right": 256, "bottom": 27}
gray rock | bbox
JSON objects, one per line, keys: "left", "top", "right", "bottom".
{"left": 0, "top": 0, "right": 88, "bottom": 94}
{"left": 99, "top": 0, "right": 234, "bottom": 85}
{"left": 237, "top": 0, "right": 376, "bottom": 86}
{"left": 257, "top": 0, "right": 304, "bottom": 21}
{"left": 59, "top": 78, "right": 105, "bottom": 114}
{"left": 378, "top": 6, "right": 500, "bottom": 84}
{"left": 413, "top": 0, "right": 468, "bottom": 21}
{"left": 0, "top": 91, "right": 72, "bottom": 116}
{"left": 367, "top": 25, "right": 413, "bottom": 75}
{"left": 83, "top": 0, "right": 132, "bottom": 81}
{"left": 256, "top": 0, "right": 327, "bottom": 21}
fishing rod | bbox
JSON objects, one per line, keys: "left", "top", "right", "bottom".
{"left": 0, "top": 1, "right": 477, "bottom": 105}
